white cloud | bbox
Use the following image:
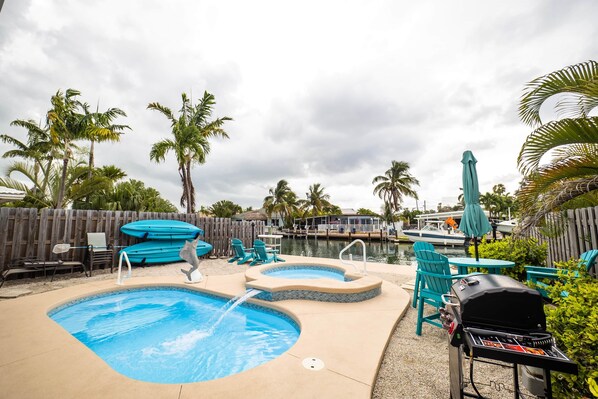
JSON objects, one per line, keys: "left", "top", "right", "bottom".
{"left": 1, "top": 0, "right": 597, "bottom": 212}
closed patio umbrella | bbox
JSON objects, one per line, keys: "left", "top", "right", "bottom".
{"left": 460, "top": 150, "right": 492, "bottom": 261}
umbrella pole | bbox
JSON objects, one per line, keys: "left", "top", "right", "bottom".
{"left": 474, "top": 237, "right": 480, "bottom": 263}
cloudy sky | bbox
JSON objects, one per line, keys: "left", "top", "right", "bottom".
{"left": 1, "top": 0, "right": 597, "bottom": 213}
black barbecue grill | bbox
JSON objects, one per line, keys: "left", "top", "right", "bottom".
{"left": 441, "top": 274, "right": 577, "bottom": 399}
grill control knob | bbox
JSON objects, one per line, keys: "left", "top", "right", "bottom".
{"left": 448, "top": 321, "right": 456, "bottom": 335}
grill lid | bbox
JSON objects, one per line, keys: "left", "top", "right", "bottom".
{"left": 451, "top": 274, "right": 545, "bottom": 332}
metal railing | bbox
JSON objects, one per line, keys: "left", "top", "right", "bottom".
{"left": 339, "top": 239, "right": 368, "bottom": 275}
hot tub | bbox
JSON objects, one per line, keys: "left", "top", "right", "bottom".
{"left": 245, "top": 262, "right": 382, "bottom": 303}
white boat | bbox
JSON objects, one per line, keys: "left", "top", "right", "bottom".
{"left": 496, "top": 219, "right": 517, "bottom": 235}
{"left": 402, "top": 222, "right": 466, "bottom": 246}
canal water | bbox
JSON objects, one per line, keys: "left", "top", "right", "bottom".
{"left": 280, "top": 237, "right": 469, "bottom": 265}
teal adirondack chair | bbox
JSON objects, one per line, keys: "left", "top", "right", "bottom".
{"left": 412, "top": 242, "right": 435, "bottom": 308}
{"left": 228, "top": 238, "right": 255, "bottom": 265}
{"left": 250, "top": 240, "right": 285, "bottom": 266}
{"left": 415, "top": 250, "right": 475, "bottom": 336}
{"left": 525, "top": 249, "right": 598, "bottom": 298}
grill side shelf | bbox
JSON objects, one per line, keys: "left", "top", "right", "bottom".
{"left": 465, "top": 332, "right": 578, "bottom": 375}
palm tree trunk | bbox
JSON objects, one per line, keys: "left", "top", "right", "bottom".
{"left": 88, "top": 139, "right": 95, "bottom": 179}
{"left": 186, "top": 161, "right": 195, "bottom": 213}
{"left": 56, "top": 144, "right": 70, "bottom": 208}
{"left": 178, "top": 165, "right": 188, "bottom": 211}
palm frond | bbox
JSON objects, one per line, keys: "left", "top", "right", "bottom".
{"left": 149, "top": 139, "right": 176, "bottom": 163}
{"left": 519, "top": 176, "right": 598, "bottom": 232}
{"left": 147, "top": 103, "right": 176, "bottom": 126}
{"left": 519, "top": 60, "right": 598, "bottom": 127}
{"left": 517, "top": 156, "right": 598, "bottom": 211}
{"left": 517, "top": 116, "right": 598, "bottom": 175}
{"left": 0, "top": 177, "right": 30, "bottom": 192}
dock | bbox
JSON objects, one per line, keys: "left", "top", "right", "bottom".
{"left": 279, "top": 229, "right": 410, "bottom": 243}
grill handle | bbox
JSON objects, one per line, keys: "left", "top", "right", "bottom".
{"left": 441, "top": 294, "right": 459, "bottom": 307}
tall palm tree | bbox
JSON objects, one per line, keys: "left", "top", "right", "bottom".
{"left": 372, "top": 160, "right": 419, "bottom": 212}
{"left": 263, "top": 179, "right": 299, "bottom": 227}
{"left": 149, "top": 91, "right": 231, "bottom": 213}
{"left": 1, "top": 119, "right": 59, "bottom": 196}
{"left": 517, "top": 60, "right": 598, "bottom": 230}
{"left": 373, "top": 161, "right": 419, "bottom": 233}
{"left": 46, "top": 89, "right": 87, "bottom": 208}
{"left": 300, "top": 183, "right": 334, "bottom": 226}
{"left": 82, "top": 103, "right": 130, "bottom": 180}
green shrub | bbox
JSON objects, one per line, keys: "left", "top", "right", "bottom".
{"left": 467, "top": 236, "right": 547, "bottom": 281}
{"left": 545, "top": 259, "right": 598, "bottom": 398}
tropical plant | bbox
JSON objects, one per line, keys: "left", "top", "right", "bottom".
{"left": 479, "top": 184, "right": 517, "bottom": 219}
{"left": 299, "top": 183, "right": 335, "bottom": 225}
{"left": 207, "top": 200, "right": 243, "bottom": 218}
{"left": 517, "top": 60, "right": 598, "bottom": 231}
{"left": 543, "top": 258, "right": 598, "bottom": 398}
{"left": 149, "top": 91, "right": 231, "bottom": 214}
{"left": 0, "top": 158, "right": 110, "bottom": 209}
{"left": 263, "top": 179, "right": 299, "bottom": 227}
{"left": 0, "top": 119, "right": 59, "bottom": 196}
{"left": 468, "top": 236, "right": 547, "bottom": 281}
{"left": 399, "top": 208, "right": 422, "bottom": 226}
{"left": 357, "top": 208, "right": 379, "bottom": 216}
{"left": 81, "top": 103, "right": 129, "bottom": 180}
{"left": 372, "top": 160, "right": 419, "bottom": 231}
{"left": 72, "top": 165, "right": 128, "bottom": 210}
{"left": 46, "top": 89, "right": 90, "bottom": 208}
{"left": 99, "top": 179, "right": 177, "bottom": 212}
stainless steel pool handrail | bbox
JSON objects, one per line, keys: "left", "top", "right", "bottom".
{"left": 116, "top": 251, "right": 132, "bottom": 285}
{"left": 339, "top": 239, "right": 367, "bottom": 275}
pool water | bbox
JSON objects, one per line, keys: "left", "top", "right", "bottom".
{"left": 264, "top": 266, "right": 346, "bottom": 281}
{"left": 49, "top": 288, "right": 299, "bottom": 383}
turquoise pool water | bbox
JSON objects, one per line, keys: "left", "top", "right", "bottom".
{"left": 49, "top": 288, "right": 299, "bottom": 383}
{"left": 264, "top": 266, "right": 346, "bottom": 281}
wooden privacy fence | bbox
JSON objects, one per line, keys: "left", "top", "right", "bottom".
{"left": 0, "top": 208, "right": 265, "bottom": 269}
{"left": 525, "top": 206, "right": 598, "bottom": 270}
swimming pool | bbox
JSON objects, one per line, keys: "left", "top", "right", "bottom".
{"left": 263, "top": 265, "right": 347, "bottom": 281}
{"left": 49, "top": 287, "right": 299, "bottom": 383}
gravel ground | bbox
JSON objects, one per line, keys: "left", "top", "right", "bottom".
{"left": 1, "top": 259, "right": 533, "bottom": 399}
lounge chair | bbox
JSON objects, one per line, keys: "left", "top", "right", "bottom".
{"left": 249, "top": 239, "right": 285, "bottom": 266}
{"left": 1, "top": 244, "right": 86, "bottom": 288}
{"left": 411, "top": 242, "right": 435, "bottom": 308}
{"left": 525, "top": 249, "right": 598, "bottom": 298}
{"left": 228, "top": 238, "right": 254, "bottom": 265}
{"left": 415, "top": 250, "right": 476, "bottom": 336}
{"left": 85, "top": 233, "right": 115, "bottom": 276}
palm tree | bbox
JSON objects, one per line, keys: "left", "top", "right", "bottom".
{"left": 82, "top": 103, "right": 129, "bottom": 180}
{"left": 1, "top": 158, "right": 110, "bottom": 209}
{"left": 300, "top": 183, "right": 334, "bottom": 226}
{"left": 149, "top": 91, "right": 231, "bottom": 213}
{"left": 46, "top": 89, "right": 87, "bottom": 208}
{"left": 263, "top": 179, "right": 299, "bottom": 227}
{"left": 372, "top": 160, "right": 419, "bottom": 218}
{"left": 1, "top": 119, "right": 59, "bottom": 196}
{"left": 517, "top": 60, "right": 598, "bottom": 230}
{"left": 207, "top": 200, "right": 243, "bottom": 218}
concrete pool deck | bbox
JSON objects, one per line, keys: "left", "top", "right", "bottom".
{"left": 0, "top": 255, "right": 413, "bottom": 398}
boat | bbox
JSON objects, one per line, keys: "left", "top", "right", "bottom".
{"left": 120, "top": 239, "right": 213, "bottom": 264}
{"left": 121, "top": 220, "right": 203, "bottom": 240}
{"left": 496, "top": 219, "right": 517, "bottom": 235}
{"left": 402, "top": 221, "right": 466, "bottom": 246}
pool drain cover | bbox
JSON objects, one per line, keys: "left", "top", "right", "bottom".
{"left": 302, "top": 357, "right": 325, "bottom": 371}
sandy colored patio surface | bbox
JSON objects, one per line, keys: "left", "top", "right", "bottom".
{"left": 0, "top": 255, "right": 529, "bottom": 398}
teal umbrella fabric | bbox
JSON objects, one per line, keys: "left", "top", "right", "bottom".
{"left": 460, "top": 150, "right": 492, "bottom": 261}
